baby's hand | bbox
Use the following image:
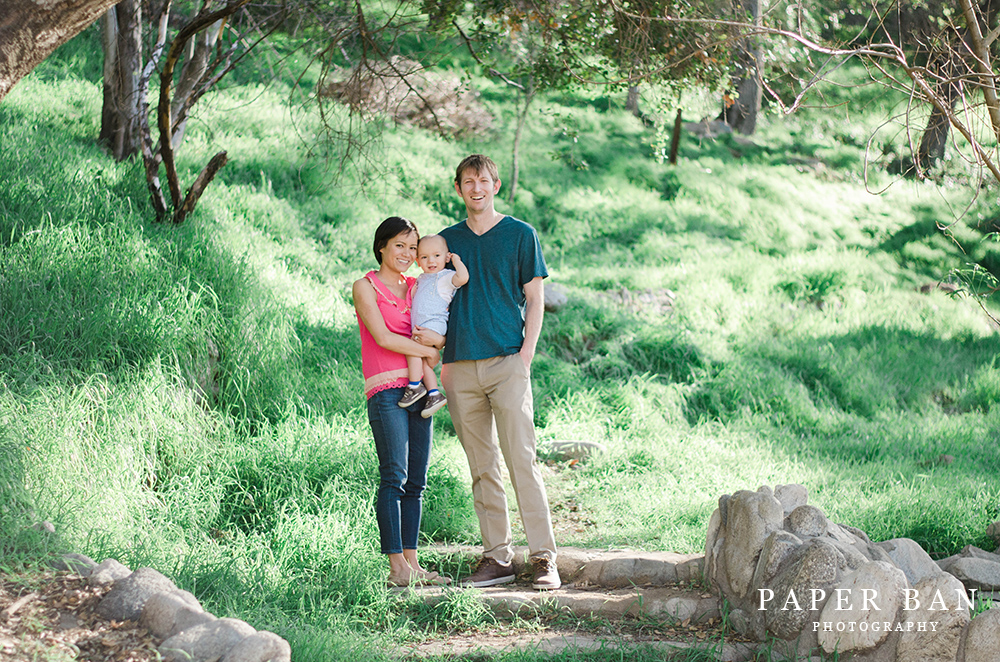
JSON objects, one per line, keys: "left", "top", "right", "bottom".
{"left": 448, "top": 252, "right": 463, "bottom": 264}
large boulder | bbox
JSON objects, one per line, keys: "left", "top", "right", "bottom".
{"left": 89, "top": 558, "right": 133, "bottom": 587}
{"left": 722, "top": 487, "right": 784, "bottom": 598}
{"left": 705, "top": 484, "right": 978, "bottom": 662}
{"left": 817, "top": 561, "right": 907, "bottom": 654}
{"left": 158, "top": 618, "right": 257, "bottom": 662}
{"left": 876, "top": 539, "right": 941, "bottom": 587}
{"left": 140, "top": 590, "right": 216, "bottom": 639}
{"left": 97, "top": 567, "right": 178, "bottom": 621}
{"left": 895, "top": 573, "right": 970, "bottom": 662}
{"left": 962, "top": 605, "right": 1000, "bottom": 662}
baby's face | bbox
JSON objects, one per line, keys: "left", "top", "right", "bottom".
{"left": 417, "top": 237, "right": 448, "bottom": 273}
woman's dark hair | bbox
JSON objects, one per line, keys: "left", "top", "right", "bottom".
{"left": 373, "top": 216, "right": 418, "bottom": 264}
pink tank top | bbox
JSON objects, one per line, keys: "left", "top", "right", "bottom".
{"left": 357, "top": 271, "right": 416, "bottom": 398}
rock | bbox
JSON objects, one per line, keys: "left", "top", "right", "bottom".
{"left": 539, "top": 440, "right": 606, "bottom": 463}
{"left": 651, "top": 595, "right": 701, "bottom": 622}
{"left": 751, "top": 530, "right": 801, "bottom": 588}
{"left": 918, "top": 454, "right": 955, "bottom": 468}
{"left": 89, "top": 559, "right": 133, "bottom": 587}
{"left": 920, "top": 282, "right": 959, "bottom": 294}
{"left": 597, "top": 557, "right": 677, "bottom": 588}
{"left": 948, "top": 557, "right": 1000, "bottom": 590}
{"left": 838, "top": 523, "right": 872, "bottom": 544}
{"left": 704, "top": 505, "right": 726, "bottom": 592}
{"left": 706, "top": 483, "right": 987, "bottom": 661}
{"left": 963, "top": 605, "right": 1000, "bottom": 662}
{"left": 683, "top": 119, "right": 733, "bottom": 138}
{"left": 822, "top": 538, "right": 871, "bottom": 571}
{"left": 140, "top": 590, "right": 215, "bottom": 639}
{"left": 97, "top": 567, "right": 178, "bottom": 622}
{"left": 826, "top": 522, "right": 865, "bottom": 546}
{"left": 817, "top": 561, "right": 907, "bottom": 653}
{"left": 727, "top": 608, "right": 752, "bottom": 636}
{"left": 987, "top": 521, "right": 1000, "bottom": 545}
{"left": 763, "top": 539, "right": 842, "bottom": 640}
{"left": 774, "top": 484, "right": 808, "bottom": 514}
{"left": 543, "top": 283, "right": 569, "bottom": 312}
{"left": 788, "top": 505, "right": 828, "bottom": 538}
{"left": 49, "top": 553, "right": 97, "bottom": 575}
{"left": 159, "top": 618, "right": 257, "bottom": 662}
{"left": 896, "top": 573, "right": 970, "bottom": 662}
{"left": 723, "top": 487, "right": 784, "bottom": 598}
{"left": 876, "top": 538, "right": 943, "bottom": 586}
{"left": 959, "top": 545, "right": 1000, "bottom": 561}
{"left": 220, "top": 631, "right": 291, "bottom": 662}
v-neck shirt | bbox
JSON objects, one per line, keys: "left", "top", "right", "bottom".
{"left": 438, "top": 216, "right": 547, "bottom": 362}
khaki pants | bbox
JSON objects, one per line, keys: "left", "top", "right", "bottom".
{"left": 442, "top": 354, "right": 557, "bottom": 564}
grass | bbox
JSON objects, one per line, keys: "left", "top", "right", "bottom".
{"left": 1, "top": 21, "right": 998, "bottom": 662}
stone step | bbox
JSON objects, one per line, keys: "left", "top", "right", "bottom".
{"left": 397, "top": 583, "right": 721, "bottom": 624}
{"left": 397, "top": 629, "right": 759, "bottom": 661}
{"left": 397, "top": 546, "right": 755, "bottom": 660}
{"left": 426, "top": 544, "right": 706, "bottom": 589}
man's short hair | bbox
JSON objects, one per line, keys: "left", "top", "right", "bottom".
{"left": 455, "top": 154, "right": 499, "bottom": 186}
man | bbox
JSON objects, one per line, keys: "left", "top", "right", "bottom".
{"left": 435, "top": 154, "right": 559, "bottom": 590}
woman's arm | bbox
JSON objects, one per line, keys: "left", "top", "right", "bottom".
{"left": 353, "top": 278, "right": 439, "bottom": 361}
{"left": 411, "top": 326, "right": 445, "bottom": 349}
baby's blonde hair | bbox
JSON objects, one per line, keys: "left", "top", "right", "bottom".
{"left": 418, "top": 234, "right": 447, "bottom": 249}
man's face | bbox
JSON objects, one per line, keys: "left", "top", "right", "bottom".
{"left": 455, "top": 167, "right": 501, "bottom": 213}
{"left": 417, "top": 237, "right": 448, "bottom": 274}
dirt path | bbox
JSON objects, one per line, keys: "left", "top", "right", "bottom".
{"left": 0, "top": 571, "right": 159, "bottom": 661}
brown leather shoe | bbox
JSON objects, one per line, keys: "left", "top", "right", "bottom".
{"left": 530, "top": 558, "right": 561, "bottom": 590}
{"left": 458, "top": 557, "right": 515, "bottom": 587}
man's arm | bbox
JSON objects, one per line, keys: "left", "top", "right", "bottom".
{"left": 520, "top": 276, "right": 544, "bottom": 368}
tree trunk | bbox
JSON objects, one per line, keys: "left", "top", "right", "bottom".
{"left": 507, "top": 81, "right": 536, "bottom": 205}
{"left": 626, "top": 84, "right": 641, "bottom": 117}
{"left": 99, "top": 0, "right": 142, "bottom": 160}
{"left": 916, "top": 82, "right": 959, "bottom": 173}
{"left": 1, "top": 0, "right": 120, "bottom": 102}
{"left": 719, "top": 0, "right": 762, "bottom": 135}
{"left": 669, "top": 108, "right": 683, "bottom": 165}
{"left": 170, "top": 19, "right": 224, "bottom": 150}
{"left": 914, "top": 0, "right": 1000, "bottom": 174}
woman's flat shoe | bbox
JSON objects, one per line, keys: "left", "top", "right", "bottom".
{"left": 387, "top": 573, "right": 409, "bottom": 587}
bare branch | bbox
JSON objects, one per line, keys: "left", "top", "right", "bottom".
{"left": 959, "top": 0, "right": 1000, "bottom": 145}
{"left": 158, "top": 0, "right": 251, "bottom": 208}
{"left": 173, "top": 150, "right": 228, "bottom": 224}
{"left": 452, "top": 19, "right": 526, "bottom": 91}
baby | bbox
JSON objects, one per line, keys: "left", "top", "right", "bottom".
{"left": 398, "top": 234, "right": 469, "bottom": 417}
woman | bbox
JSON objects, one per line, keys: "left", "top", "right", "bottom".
{"left": 353, "top": 216, "right": 448, "bottom": 587}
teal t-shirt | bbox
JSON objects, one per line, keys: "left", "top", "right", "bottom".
{"left": 439, "top": 216, "right": 548, "bottom": 363}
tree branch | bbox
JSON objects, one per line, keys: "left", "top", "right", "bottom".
{"left": 452, "top": 19, "right": 525, "bottom": 91}
{"left": 959, "top": 0, "right": 1000, "bottom": 145}
{"left": 158, "top": 0, "right": 251, "bottom": 208}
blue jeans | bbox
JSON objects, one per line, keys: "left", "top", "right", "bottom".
{"left": 366, "top": 387, "right": 433, "bottom": 554}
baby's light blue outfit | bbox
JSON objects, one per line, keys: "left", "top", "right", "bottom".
{"left": 412, "top": 269, "right": 459, "bottom": 336}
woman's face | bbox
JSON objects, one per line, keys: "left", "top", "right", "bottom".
{"left": 379, "top": 231, "right": 418, "bottom": 273}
